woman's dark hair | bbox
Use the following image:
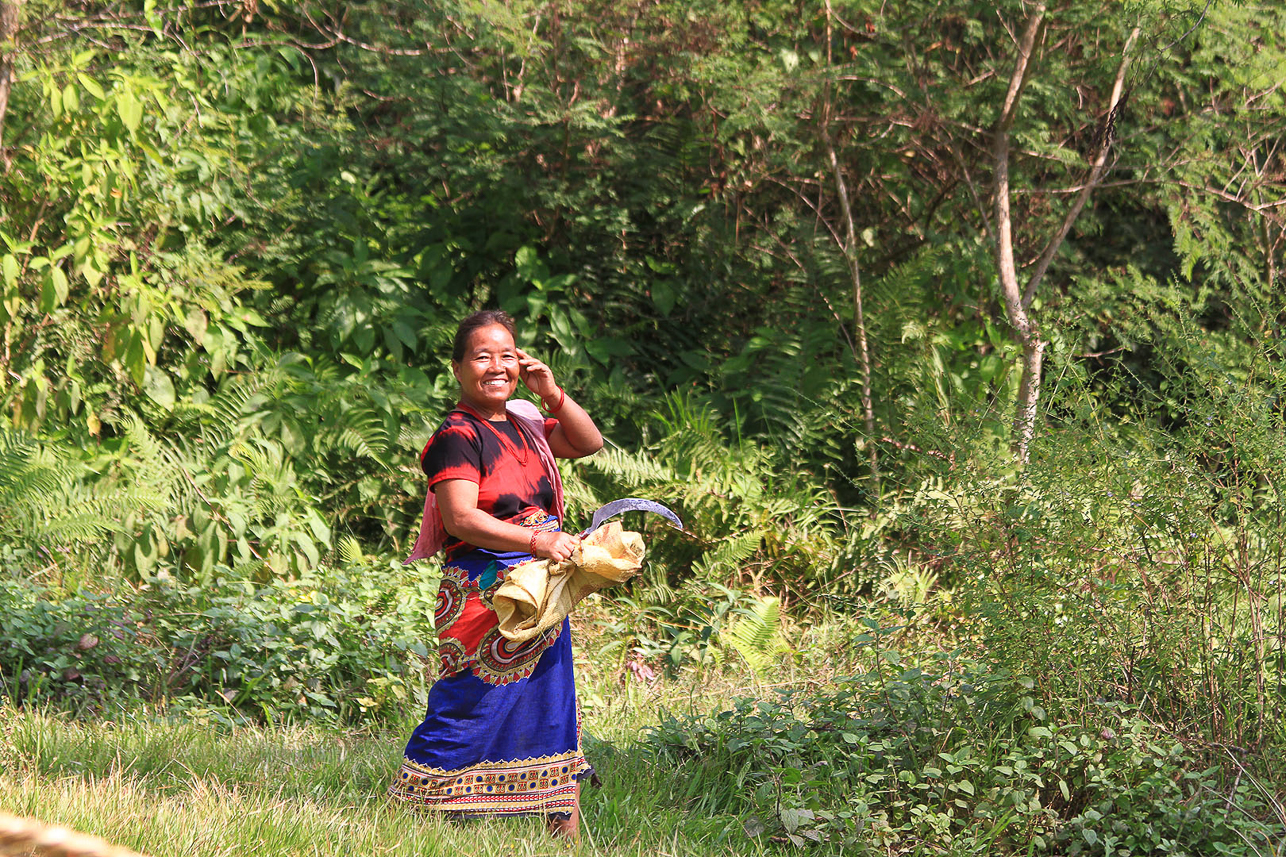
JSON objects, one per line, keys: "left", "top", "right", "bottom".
{"left": 451, "top": 310, "right": 516, "bottom": 361}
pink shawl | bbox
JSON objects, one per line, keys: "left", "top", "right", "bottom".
{"left": 404, "top": 398, "right": 566, "bottom": 563}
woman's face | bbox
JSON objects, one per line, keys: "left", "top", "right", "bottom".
{"left": 453, "top": 323, "right": 519, "bottom": 414}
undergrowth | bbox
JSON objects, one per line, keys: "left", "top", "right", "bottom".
{"left": 0, "top": 555, "right": 439, "bottom": 724}
{"left": 645, "top": 638, "right": 1286, "bottom": 855}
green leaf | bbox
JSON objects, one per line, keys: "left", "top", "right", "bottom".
{"left": 77, "top": 73, "right": 105, "bottom": 100}
{"left": 142, "top": 365, "right": 176, "bottom": 409}
{"left": 305, "top": 509, "right": 331, "bottom": 544}
{"left": 117, "top": 90, "right": 142, "bottom": 132}
{"left": 779, "top": 808, "right": 813, "bottom": 834}
{"left": 2, "top": 254, "right": 17, "bottom": 287}
{"left": 184, "top": 309, "right": 208, "bottom": 345}
{"left": 125, "top": 331, "right": 148, "bottom": 386}
{"left": 40, "top": 268, "right": 69, "bottom": 311}
{"left": 391, "top": 318, "right": 417, "bottom": 349}
{"left": 237, "top": 308, "right": 270, "bottom": 327}
{"left": 296, "top": 533, "right": 320, "bottom": 567}
{"left": 81, "top": 260, "right": 103, "bottom": 289}
{"left": 651, "top": 280, "right": 677, "bottom": 316}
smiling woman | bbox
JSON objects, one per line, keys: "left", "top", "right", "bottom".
{"left": 389, "top": 310, "right": 603, "bottom": 840}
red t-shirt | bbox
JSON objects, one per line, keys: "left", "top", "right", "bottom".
{"left": 421, "top": 409, "right": 558, "bottom": 561}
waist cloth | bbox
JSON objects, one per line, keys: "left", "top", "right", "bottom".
{"left": 388, "top": 513, "right": 591, "bottom": 816}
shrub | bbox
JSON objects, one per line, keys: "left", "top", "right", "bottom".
{"left": 644, "top": 650, "right": 1285, "bottom": 854}
{"left": 0, "top": 555, "right": 439, "bottom": 725}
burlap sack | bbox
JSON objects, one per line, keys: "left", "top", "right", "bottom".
{"left": 493, "top": 522, "right": 645, "bottom": 642}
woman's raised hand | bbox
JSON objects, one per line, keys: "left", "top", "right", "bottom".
{"left": 515, "top": 348, "right": 559, "bottom": 401}
{"left": 533, "top": 531, "right": 580, "bottom": 563}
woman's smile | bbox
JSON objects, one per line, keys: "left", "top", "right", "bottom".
{"left": 454, "top": 323, "right": 520, "bottom": 418}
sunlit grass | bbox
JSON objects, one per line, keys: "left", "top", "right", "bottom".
{"left": 0, "top": 601, "right": 951, "bottom": 857}
{"left": 0, "top": 656, "right": 784, "bottom": 857}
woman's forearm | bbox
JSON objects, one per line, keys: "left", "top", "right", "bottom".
{"left": 442, "top": 505, "right": 536, "bottom": 554}
{"left": 547, "top": 394, "right": 603, "bottom": 458}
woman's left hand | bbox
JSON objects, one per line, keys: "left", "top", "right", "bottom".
{"left": 516, "top": 348, "right": 559, "bottom": 401}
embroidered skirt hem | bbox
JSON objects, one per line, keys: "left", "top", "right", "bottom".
{"left": 387, "top": 751, "right": 592, "bottom": 815}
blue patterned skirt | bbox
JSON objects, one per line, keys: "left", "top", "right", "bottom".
{"left": 388, "top": 535, "right": 590, "bottom": 816}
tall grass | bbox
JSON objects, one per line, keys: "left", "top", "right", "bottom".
{"left": 0, "top": 650, "right": 785, "bottom": 857}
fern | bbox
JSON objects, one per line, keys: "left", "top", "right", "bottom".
{"left": 0, "top": 428, "right": 170, "bottom": 560}
{"left": 338, "top": 535, "right": 364, "bottom": 565}
{"left": 693, "top": 531, "right": 763, "bottom": 580}
{"left": 722, "top": 595, "right": 787, "bottom": 677}
{"left": 580, "top": 445, "right": 677, "bottom": 485}
{"left": 0, "top": 431, "right": 63, "bottom": 506}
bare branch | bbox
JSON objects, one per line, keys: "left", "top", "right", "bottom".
{"left": 1021, "top": 26, "right": 1140, "bottom": 311}
{"left": 820, "top": 121, "right": 879, "bottom": 485}
{"left": 0, "top": 0, "right": 21, "bottom": 170}
{"left": 993, "top": 5, "right": 1046, "bottom": 342}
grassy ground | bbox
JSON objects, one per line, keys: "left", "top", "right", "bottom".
{"left": 0, "top": 615, "right": 796, "bottom": 857}
{"left": 6, "top": 606, "right": 1281, "bottom": 857}
{"left": 0, "top": 694, "right": 774, "bottom": 856}
{"left": 0, "top": 712, "right": 760, "bottom": 856}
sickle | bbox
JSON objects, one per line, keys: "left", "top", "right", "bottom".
{"left": 580, "top": 498, "right": 684, "bottom": 537}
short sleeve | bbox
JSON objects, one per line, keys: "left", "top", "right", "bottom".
{"left": 422, "top": 420, "right": 482, "bottom": 487}
{"left": 542, "top": 416, "right": 558, "bottom": 438}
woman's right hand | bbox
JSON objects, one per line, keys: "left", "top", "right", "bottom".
{"left": 533, "top": 531, "right": 580, "bottom": 563}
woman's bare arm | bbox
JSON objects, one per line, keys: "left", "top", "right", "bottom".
{"left": 544, "top": 393, "right": 603, "bottom": 458}
{"left": 516, "top": 348, "right": 603, "bottom": 458}
{"left": 435, "top": 479, "right": 579, "bottom": 562}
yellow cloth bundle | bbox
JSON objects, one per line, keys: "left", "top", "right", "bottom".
{"left": 494, "top": 522, "right": 645, "bottom": 642}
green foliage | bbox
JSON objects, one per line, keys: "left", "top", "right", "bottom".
{"left": 646, "top": 651, "right": 1285, "bottom": 853}
{"left": 0, "top": 556, "right": 439, "bottom": 724}
{"left": 2, "top": 0, "right": 1286, "bottom": 819}
{"left": 721, "top": 596, "right": 788, "bottom": 678}
{"left": 891, "top": 317, "right": 1286, "bottom": 764}
{"left": 573, "top": 393, "right": 839, "bottom": 596}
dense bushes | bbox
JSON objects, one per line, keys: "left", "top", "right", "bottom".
{"left": 646, "top": 649, "right": 1285, "bottom": 853}
{"left": 0, "top": 555, "right": 438, "bottom": 724}
{"left": 885, "top": 331, "right": 1286, "bottom": 762}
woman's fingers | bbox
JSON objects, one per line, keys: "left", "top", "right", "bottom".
{"left": 515, "top": 348, "right": 557, "bottom": 397}
{"left": 541, "top": 532, "right": 580, "bottom": 563}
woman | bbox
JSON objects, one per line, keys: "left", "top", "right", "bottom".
{"left": 389, "top": 310, "right": 603, "bottom": 839}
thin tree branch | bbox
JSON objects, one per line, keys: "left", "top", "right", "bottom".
{"left": 1021, "top": 26, "right": 1140, "bottom": 312}
{"left": 993, "top": 4, "right": 1045, "bottom": 342}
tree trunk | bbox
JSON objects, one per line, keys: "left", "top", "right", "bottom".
{"left": 0, "top": 0, "right": 20, "bottom": 171}
{"left": 992, "top": 7, "right": 1046, "bottom": 462}
{"left": 820, "top": 0, "right": 879, "bottom": 492}
{"left": 992, "top": 11, "right": 1138, "bottom": 462}
{"left": 821, "top": 125, "right": 879, "bottom": 493}
{"left": 1011, "top": 336, "right": 1045, "bottom": 462}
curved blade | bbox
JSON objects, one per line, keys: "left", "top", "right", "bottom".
{"left": 581, "top": 498, "right": 684, "bottom": 536}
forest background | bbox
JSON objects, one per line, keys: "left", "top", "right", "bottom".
{"left": 2, "top": 0, "right": 1286, "bottom": 854}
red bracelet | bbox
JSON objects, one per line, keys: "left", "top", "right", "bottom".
{"left": 529, "top": 530, "right": 540, "bottom": 557}
{"left": 542, "top": 386, "right": 563, "bottom": 414}
{"left": 546, "top": 387, "right": 566, "bottom": 415}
